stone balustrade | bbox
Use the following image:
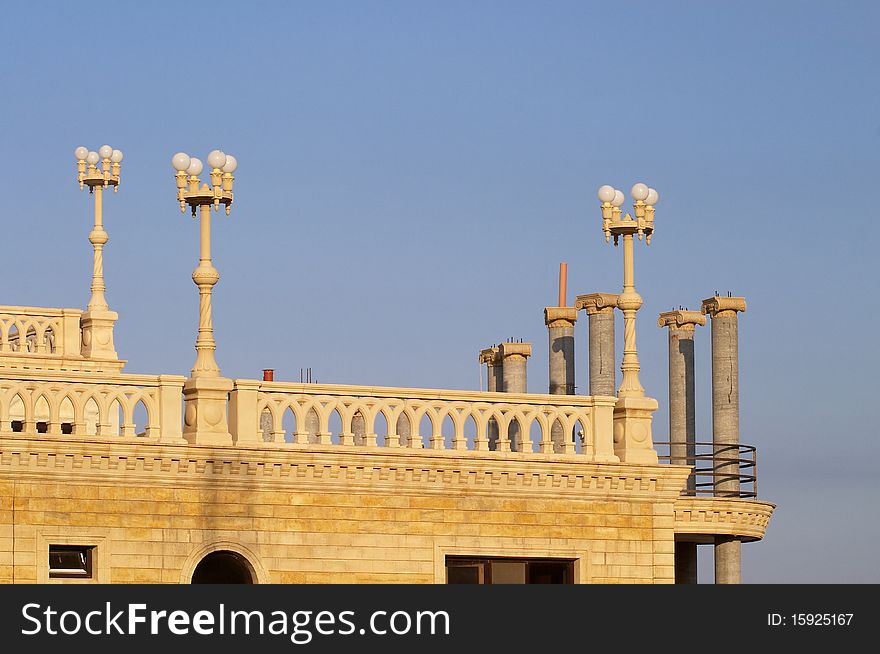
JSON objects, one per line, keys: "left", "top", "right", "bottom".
{"left": 0, "top": 306, "right": 82, "bottom": 358}
{"left": 0, "top": 369, "right": 185, "bottom": 442}
{"left": 229, "top": 380, "right": 619, "bottom": 461}
{"left": 0, "top": 305, "right": 645, "bottom": 464}
{"left": 0, "top": 305, "right": 124, "bottom": 373}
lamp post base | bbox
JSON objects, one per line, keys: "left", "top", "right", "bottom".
{"left": 80, "top": 309, "right": 122, "bottom": 366}
{"left": 613, "top": 395, "right": 659, "bottom": 464}
{"left": 183, "top": 376, "right": 234, "bottom": 445}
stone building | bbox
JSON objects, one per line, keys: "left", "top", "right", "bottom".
{"left": 0, "top": 188, "right": 773, "bottom": 584}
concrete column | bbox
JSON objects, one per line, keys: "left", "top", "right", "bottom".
{"left": 260, "top": 369, "right": 274, "bottom": 442}
{"left": 352, "top": 412, "right": 366, "bottom": 446}
{"left": 575, "top": 293, "right": 618, "bottom": 397}
{"left": 499, "top": 341, "right": 531, "bottom": 452}
{"left": 305, "top": 408, "right": 320, "bottom": 445}
{"left": 658, "top": 309, "right": 706, "bottom": 584}
{"left": 675, "top": 543, "right": 698, "bottom": 585}
{"left": 479, "top": 346, "right": 503, "bottom": 450}
{"left": 545, "top": 307, "right": 577, "bottom": 452}
{"left": 658, "top": 310, "right": 705, "bottom": 485}
{"left": 702, "top": 295, "right": 747, "bottom": 585}
{"left": 396, "top": 414, "right": 414, "bottom": 447}
{"left": 260, "top": 410, "right": 272, "bottom": 442}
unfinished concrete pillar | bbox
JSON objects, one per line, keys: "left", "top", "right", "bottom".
{"left": 260, "top": 410, "right": 272, "bottom": 442}
{"left": 352, "top": 412, "right": 366, "bottom": 446}
{"left": 545, "top": 308, "right": 576, "bottom": 395}
{"left": 305, "top": 408, "right": 320, "bottom": 445}
{"left": 575, "top": 293, "right": 618, "bottom": 397}
{"left": 499, "top": 341, "right": 531, "bottom": 452}
{"left": 479, "top": 346, "right": 503, "bottom": 450}
{"left": 702, "top": 294, "right": 747, "bottom": 585}
{"left": 658, "top": 310, "right": 705, "bottom": 485}
{"left": 545, "top": 307, "right": 577, "bottom": 452}
{"left": 658, "top": 309, "right": 706, "bottom": 584}
{"left": 675, "top": 545, "right": 698, "bottom": 585}
{"left": 397, "top": 413, "right": 415, "bottom": 448}
{"left": 260, "top": 369, "right": 274, "bottom": 442}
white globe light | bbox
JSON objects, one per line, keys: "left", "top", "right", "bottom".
{"left": 111, "top": 149, "right": 124, "bottom": 163}
{"left": 98, "top": 144, "right": 113, "bottom": 159}
{"left": 207, "top": 149, "right": 227, "bottom": 170}
{"left": 186, "top": 157, "right": 203, "bottom": 176}
{"left": 631, "top": 183, "right": 649, "bottom": 202}
{"left": 171, "top": 152, "right": 191, "bottom": 171}
{"left": 222, "top": 154, "right": 237, "bottom": 173}
{"left": 597, "top": 185, "right": 615, "bottom": 203}
{"left": 74, "top": 146, "right": 88, "bottom": 161}
{"left": 645, "top": 187, "right": 659, "bottom": 206}
{"left": 86, "top": 151, "right": 100, "bottom": 165}
{"left": 612, "top": 189, "right": 625, "bottom": 207}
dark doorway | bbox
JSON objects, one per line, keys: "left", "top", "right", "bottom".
{"left": 446, "top": 556, "right": 574, "bottom": 584}
{"left": 191, "top": 550, "right": 255, "bottom": 584}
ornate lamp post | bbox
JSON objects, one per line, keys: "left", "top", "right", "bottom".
{"left": 74, "top": 144, "right": 124, "bottom": 365}
{"left": 597, "top": 182, "right": 658, "bottom": 397}
{"left": 171, "top": 149, "right": 238, "bottom": 443}
{"left": 596, "top": 182, "right": 660, "bottom": 463}
{"left": 171, "top": 150, "right": 238, "bottom": 377}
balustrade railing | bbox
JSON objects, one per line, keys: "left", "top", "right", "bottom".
{"left": 230, "top": 380, "right": 619, "bottom": 461}
{"left": 0, "top": 306, "right": 83, "bottom": 358}
{"left": 1, "top": 351, "right": 624, "bottom": 462}
{"left": 0, "top": 370, "right": 185, "bottom": 442}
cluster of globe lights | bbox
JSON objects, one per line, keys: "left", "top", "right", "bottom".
{"left": 597, "top": 183, "right": 658, "bottom": 208}
{"left": 171, "top": 150, "right": 238, "bottom": 178}
{"left": 74, "top": 145, "right": 123, "bottom": 167}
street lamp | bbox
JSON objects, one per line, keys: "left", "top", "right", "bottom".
{"left": 73, "top": 144, "right": 124, "bottom": 365}
{"left": 171, "top": 149, "right": 237, "bottom": 378}
{"left": 597, "top": 182, "right": 659, "bottom": 398}
{"left": 74, "top": 144, "right": 123, "bottom": 312}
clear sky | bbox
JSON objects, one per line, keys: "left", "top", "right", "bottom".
{"left": 1, "top": 1, "right": 878, "bottom": 582}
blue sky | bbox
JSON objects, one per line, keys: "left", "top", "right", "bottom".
{"left": 1, "top": 1, "right": 878, "bottom": 582}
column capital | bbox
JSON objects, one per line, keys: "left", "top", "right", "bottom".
{"left": 575, "top": 292, "right": 619, "bottom": 315}
{"left": 658, "top": 310, "right": 706, "bottom": 331}
{"left": 544, "top": 306, "right": 578, "bottom": 328}
{"left": 701, "top": 296, "right": 746, "bottom": 318}
{"left": 478, "top": 346, "right": 501, "bottom": 365}
{"left": 499, "top": 342, "right": 532, "bottom": 361}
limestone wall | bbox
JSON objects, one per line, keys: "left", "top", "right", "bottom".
{"left": 0, "top": 437, "right": 689, "bottom": 584}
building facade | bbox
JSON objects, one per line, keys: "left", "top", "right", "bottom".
{"left": 0, "top": 299, "right": 773, "bottom": 584}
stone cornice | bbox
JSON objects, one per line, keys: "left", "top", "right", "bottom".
{"left": 0, "top": 436, "right": 690, "bottom": 501}
{"left": 657, "top": 310, "right": 706, "bottom": 331}
{"left": 544, "top": 306, "right": 578, "bottom": 328}
{"left": 575, "top": 293, "right": 619, "bottom": 315}
{"left": 673, "top": 497, "right": 774, "bottom": 542}
{"left": 701, "top": 296, "right": 747, "bottom": 317}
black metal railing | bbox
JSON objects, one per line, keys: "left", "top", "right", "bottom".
{"left": 654, "top": 441, "right": 757, "bottom": 499}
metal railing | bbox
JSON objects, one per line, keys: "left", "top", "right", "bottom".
{"left": 655, "top": 440, "right": 757, "bottom": 499}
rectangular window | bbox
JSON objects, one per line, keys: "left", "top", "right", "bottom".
{"left": 48, "top": 545, "right": 94, "bottom": 579}
{"left": 446, "top": 556, "right": 574, "bottom": 584}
